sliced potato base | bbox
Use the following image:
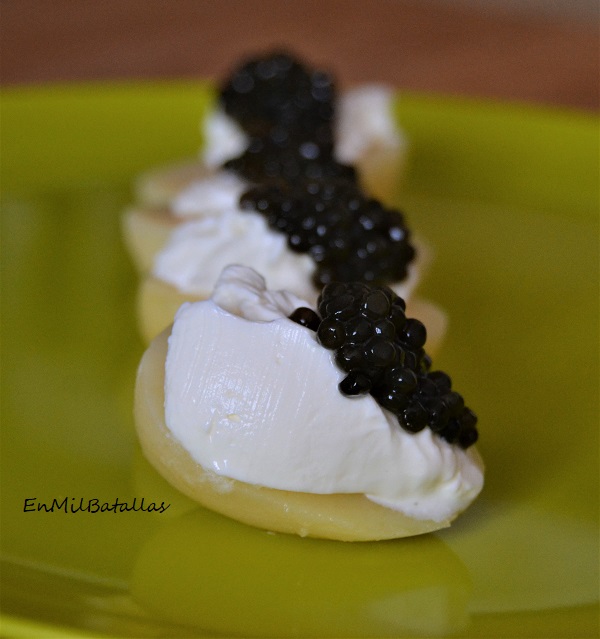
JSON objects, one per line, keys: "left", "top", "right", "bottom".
{"left": 137, "top": 276, "right": 193, "bottom": 344}
{"left": 135, "top": 328, "right": 454, "bottom": 541}
{"left": 122, "top": 206, "right": 180, "bottom": 273}
{"left": 354, "top": 141, "right": 406, "bottom": 207}
{"left": 134, "top": 159, "right": 211, "bottom": 209}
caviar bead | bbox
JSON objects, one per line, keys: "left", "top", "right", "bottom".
{"left": 316, "top": 317, "right": 346, "bottom": 349}
{"left": 428, "top": 371, "right": 452, "bottom": 393}
{"left": 424, "top": 397, "right": 451, "bottom": 432}
{"left": 400, "top": 318, "right": 427, "bottom": 349}
{"left": 339, "top": 370, "right": 372, "bottom": 396}
{"left": 401, "top": 403, "right": 428, "bottom": 433}
{"left": 371, "top": 386, "right": 410, "bottom": 413}
{"left": 402, "top": 350, "right": 418, "bottom": 371}
{"left": 345, "top": 316, "right": 372, "bottom": 342}
{"left": 392, "top": 295, "right": 406, "bottom": 311}
{"left": 335, "top": 344, "right": 365, "bottom": 371}
{"left": 288, "top": 307, "right": 321, "bottom": 331}
{"left": 390, "top": 306, "right": 407, "bottom": 331}
{"left": 385, "top": 367, "right": 417, "bottom": 393}
{"left": 419, "top": 353, "right": 433, "bottom": 374}
{"left": 459, "top": 407, "right": 478, "bottom": 430}
{"left": 365, "top": 337, "right": 397, "bottom": 367}
{"left": 373, "top": 318, "right": 395, "bottom": 340}
{"left": 443, "top": 392, "right": 465, "bottom": 417}
{"left": 326, "top": 293, "right": 354, "bottom": 315}
{"left": 458, "top": 425, "right": 479, "bottom": 449}
{"left": 363, "top": 290, "right": 391, "bottom": 318}
{"left": 439, "top": 419, "right": 461, "bottom": 444}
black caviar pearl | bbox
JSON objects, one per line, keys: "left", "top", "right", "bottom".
{"left": 316, "top": 317, "right": 345, "bottom": 349}
{"left": 459, "top": 407, "right": 478, "bottom": 430}
{"left": 392, "top": 295, "right": 406, "bottom": 311}
{"left": 321, "top": 282, "right": 347, "bottom": 299}
{"left": 458, "top": 426, "right": 478, "bottom": 449}
{"left": 371, "top": 386, "right": 410, "bottom": 414}
{"left": 339, "top": 370, "right": 372, "bottom": 396}
{"left": 429, "top": 371, "right": 452, "bottom": 393}
{"left": 400, "top": 318, "right": 427, "bottom": 349}
{"left": 417, "top": 377, "right": 438, "bottom": 397}
{"left": 365, "top": 337, "right": 397, "bottom": 367}
{"left": 424, "top": 397, "right": 451, "bottom": 432}
{"left": 373, "top": 318, "right": 395, "bottom": 340}
{"left": 335, "top": 344, "right": 364, "bottom": 371}
{"left": 362, "top": 290, "right": 391, "bottom": 318}
{"left": 344, "top": 316, "right": 372, "bottom": 342}
{"left": 443, "top": 392, "right": 465, "bottom": 418}
{"left": 401, "top": 350, "right": 418, "bottom": 372}
{"left": 384, "top": 367, "right": 417, "bottom": 393}
{"left": 288, "top": 307, "right": 321, "bottom": 331}
{"left": 390, "top": 305, "right": 407, "bottom": 331}
{"left": 400, "top": 403, "right": 428, "bottom": 433}
{"left": 326, "top": 292, "right": 354, "bottom": 315}
{"left": 419, "top": 353, "right": 433, "bottom": 373}
{"left": 440, "top": 419, "right": 461, "bottom": 444}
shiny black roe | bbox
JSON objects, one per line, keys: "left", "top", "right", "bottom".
{"left": 224, "top": 134, "right": 355, "bottom": 184}
{"left": 220, "top": 50, "right": 336, "bottom": 140}
{"left": 288, "top": 281, "right": 479, "bottom": 449}
{"left": 240, "top": 178, "right": 415, "bottom": 288}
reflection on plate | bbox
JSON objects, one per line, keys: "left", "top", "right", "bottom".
{"left": 1, "top": 83, "right": 598, "bottom": 638}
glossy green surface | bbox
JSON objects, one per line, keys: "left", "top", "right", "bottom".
{"left": 1, "top": 83, "right": 598, "bottom": 638}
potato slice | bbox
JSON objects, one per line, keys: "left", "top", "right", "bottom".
{"left": 353, "top": 138, "right": 406, "bottom": 206}
{"left": 134, "top": 159, "right": 212, "bottom": 209}
{"left": 121, "top": 206, "right": 180, "bottom": 273}
{"left": 134, "top": 328, "right": 453, "bottom": 541}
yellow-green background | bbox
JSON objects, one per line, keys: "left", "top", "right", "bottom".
{"left": 1, "top": 83, "right": 598, "bottom": 637}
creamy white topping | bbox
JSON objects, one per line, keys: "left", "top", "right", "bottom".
{"left": 171, "top": 170, "right": 248, "bottom": 218}
{"left": 200, "top": 86, "right": 403, "bottom": 168}
{"left": 201, "top": 109, "right": 249, "bottom": 169}
{"left": 152, "top": 209, "right": 316, "bottom": 302}
{"left": 334, "top": 85, "right": 406, "bottom": 164}
{"left": 164, "top": 266, "right": 484, "bottom": 522}
{"left": 211, "top": 264, "right": 308, "bottom": 321}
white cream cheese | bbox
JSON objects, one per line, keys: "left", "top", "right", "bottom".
{"left": 334, "top": 85, "right": 406, "bottom": 165}
{"left": 171, "top": 170, "right": 248, "bottom": 218}
{"left": 201, "top": 109, "right": 249, "bottom": 169}
{"left": 164, "top": 266, "right": 484, "bottom": 522}
{"left": 152, "top": 209, "right": 317, "bottom": 302}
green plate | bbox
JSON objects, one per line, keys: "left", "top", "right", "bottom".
{"left": 1, "top": 83, "right": 598, "bottom": 638}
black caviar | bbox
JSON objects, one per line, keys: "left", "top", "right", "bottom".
{"left": 219, "top": 49, "right": 416, "bottom": 287}
{"left": 220, "top": 50, "right": 336, "bottom": 145}
{"left": 289, "top": 281, "right": 478, "bottom": 449}
{"left": 224, "top": 134, "right": 356, "bottom": 184}
{"left": 240, "top": 178, "right": 415, "bottom": 288}
{"left": 220, "top": 51, "right": 349, "bottom": 184}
